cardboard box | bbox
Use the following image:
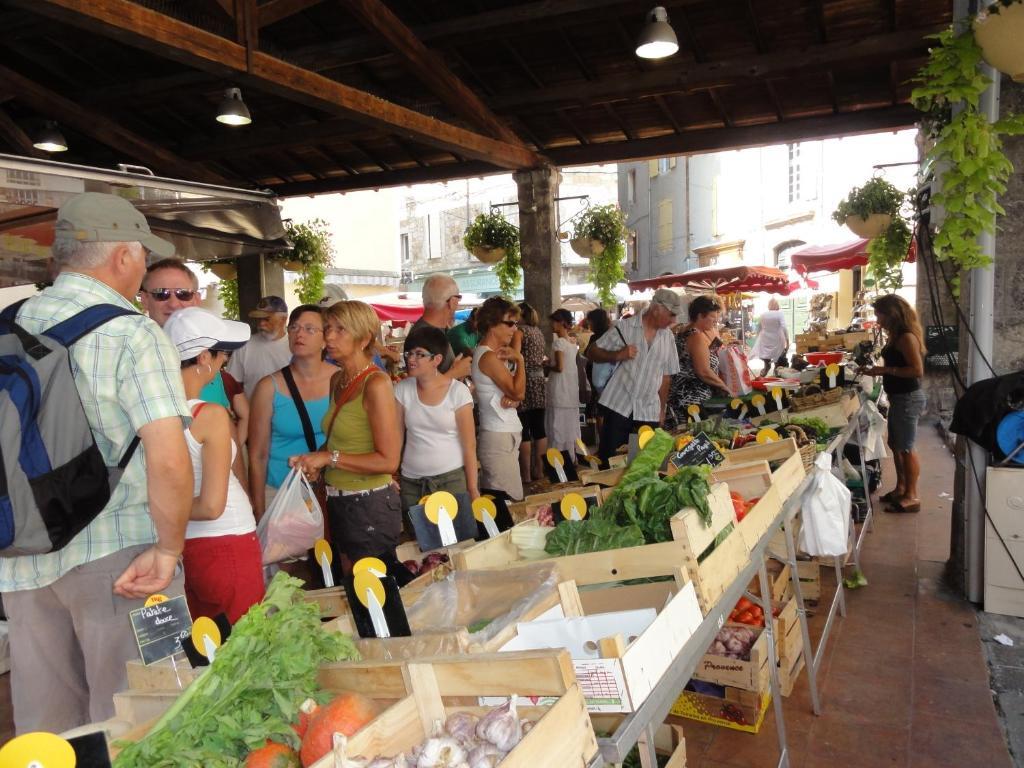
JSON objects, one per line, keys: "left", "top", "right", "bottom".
{"left": 670, "top": 687, "right": 771, "bottom": 733}
{"left": 693, "top": 625, "right": 770, "bottom": 692}
{"left": 984, "top": 466, "right": 1024, "bottom": 617}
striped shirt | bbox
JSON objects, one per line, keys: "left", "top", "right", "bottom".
{"left": 596, "top": 312, "right": 680, "bottom": 422}
{"left": 1, "top": 272, "right": 190, "bottom": 592}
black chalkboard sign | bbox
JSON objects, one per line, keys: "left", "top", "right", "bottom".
{"left": 68, "top": 732, "right": 112, "bottom": 768}
{"left": 344, "top": 573, "right": 412, "bottom": 640}
{"left": 129, "top": 595, "right": 193, "bottom": 665}
{"left": 670, "top": 433, "right": 726, "bottom": 468}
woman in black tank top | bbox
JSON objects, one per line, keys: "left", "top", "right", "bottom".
{"left": 859, "top": 295, "right": 926, "bottom": 513}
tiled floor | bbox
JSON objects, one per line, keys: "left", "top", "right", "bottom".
{"left": 0, "top": 425, "right": 1010, "bottom": 766}
{"left": 680, "top": 424, "right": 1013, "bottom": 768}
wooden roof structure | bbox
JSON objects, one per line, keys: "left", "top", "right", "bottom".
{"left": 0, "top": 0, "right": 951, "bottom": 198}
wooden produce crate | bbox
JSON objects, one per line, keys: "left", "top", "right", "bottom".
{"left": 590, "top": 718, "right": 687, "bottom": 768}
{"left": 578, "top": 466, "right": 625, "bottom": 488}
{"left": 795, "top": 559, "right": 821, "bottom": 601}
{"left": 125, "top": 656, "right": 198, "bottom": 692}
{"left": 719, "top": 437, "right": 806, "bottom": 502}
{"left": 786, "top": 390, "right": 859, "bottom": 428}
{"left": 726, "top": 595, "right": 799, "bottom": 662}
{"left": 779, "top": 652, "right": 805, "bottom": 698}
{"left": 710, "top": 459, "right": 783, "bottom": 553}
{"left": 670, "top": 688, "right": 771, "bottom": 734}
{"left": 313, "top": 650, "right": 599, "bottom": 768}
{"left": 507, "top": 484, "right": 604, "bottom": 524}
{"left": 692, "top": 625, "right": 770, "bottom": 693}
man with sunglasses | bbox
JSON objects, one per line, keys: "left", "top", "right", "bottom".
{"left": 410, "top": 274, "right": 472, "bottom": 380}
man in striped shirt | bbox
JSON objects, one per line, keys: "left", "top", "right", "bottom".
{"left": 4, "top": 193, "right": 193, "bottom": 733}
{"left": 586, "top": 289, "right": 682, "bottom": 467}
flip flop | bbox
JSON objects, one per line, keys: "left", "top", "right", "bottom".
{"left": 886, "top": 500, "right": 920, "bottom": 513}
{"left": 879, "top": 490, "right": 900, "bottom": 504}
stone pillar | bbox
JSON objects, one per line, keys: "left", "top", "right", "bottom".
{"left": 514, "top": 166, "right": 561, "bottom": 338}
{"left": 236, "top": 254, "right": 285, "bottom": 325}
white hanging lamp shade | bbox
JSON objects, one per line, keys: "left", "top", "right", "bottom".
{"left": 216, "top": 87, "right": 252, "bottom": 126}
{"left": 636, "top": 6, "right": 679, "bottom": 60}
{"left": 33, "top": 121, "right": 68, "bottom": 152}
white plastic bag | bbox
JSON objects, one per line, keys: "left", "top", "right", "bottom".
{"left": 848, "top": 399, "right": 888, "bottom": 461}
{"left": 798, "top": 453, "right": 851, "bottom": 557}
{"left": 256, "top": 467, "right": 324, "bottom": 565}
{"left": 718, "top": 344, "right": 753, "bottom": 397}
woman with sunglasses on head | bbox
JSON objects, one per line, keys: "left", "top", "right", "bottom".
{"left": 472, "top": 297, "right": 526, "bottom": 500}
{"left": 164, "top": 307, "right": 264, "bottom": 623}
{"left": 394, "top": 325, "right": 479, "bottom": 516}
{"left": 290, "top": 301, "right": 402, "bottom": 569}
{"left": 248, "top": 304, "right": 337, "bottom": 521}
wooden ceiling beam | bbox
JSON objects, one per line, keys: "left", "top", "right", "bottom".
{"left": 15, "top": 0, "right": 542, "bottom": 170}
{"left": 0, "top": 108, "right": 45, "bottom": 157}
{"left": 257, "top": 0, "right": 327, "bottom": 28}
{"left": 489, "top": 26, "right": 942, "bottom": 112}
{"left": 336, "top": 0, "right": 525, "bottom": 146}
{"left": 272, "top": 160, "right": 499, "bottom": 196}
{"left": 179, "top": 119, "right": 373, "bottom": 159}
{"left": 746, "top": 0, "right": 766, "bottom": 55}
{"left": 0, "top": 63, "right": 227, "bottom": 183}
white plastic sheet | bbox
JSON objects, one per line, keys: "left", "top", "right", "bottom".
{"left": 255, "top": 467, "right": 324, "bottom": 565}
{"left": 798, "top": 453, "right": 852, "bottom": 557}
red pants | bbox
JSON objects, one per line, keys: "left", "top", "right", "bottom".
{"left": 182, "top": 531, "right": 265, "bottom": 624}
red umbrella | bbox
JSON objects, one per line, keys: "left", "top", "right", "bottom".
{"left": 790, "top": 239, "right": 869, "bottom": 275}
{"left": 628, "top": 264, "right": 794, "bottom": 295}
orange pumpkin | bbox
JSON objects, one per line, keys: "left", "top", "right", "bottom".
{"left": 300, "top": 691, "right": 379, "bottom": 767}
{"left": 244, "top": 741, "right": 300, "bottom": 768}
{"left": 293, "top": 698, "right": 319, "bottom": 740}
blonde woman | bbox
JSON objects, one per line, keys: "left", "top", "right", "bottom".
{"left": 860, "top": 294, "right": 926, "bottom": 513}
{"left": 290, "top": 301, "right": 402, "bottom": 569}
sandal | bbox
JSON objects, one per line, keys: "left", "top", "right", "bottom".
{"left": 886, "top": 500, "right": 920, "bottom": 514}
{"left": 879, "top": 490, "right": 901, "bottom": 504}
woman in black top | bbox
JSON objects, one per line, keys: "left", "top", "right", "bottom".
{"left": 666, "top": 295, "right": 730, "bottom": 429}
{"left": 859, "top": 294, "right": 926, "bottom": 513}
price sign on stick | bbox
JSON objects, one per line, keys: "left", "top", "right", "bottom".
{"left": 687, "top": 404, "right": 702, "bottom": 423}
{"left": 472, "top": 496, "right": 501, "bottom": 538}
{"left": 751, "top": 393, "right": 767, "bottom": 417}
{"left": 771, "top": 386, "right": 785, "bottom": 412}
{"left": 638, "top": 429, "right": 654, "bottom": 449}
{"left": 130, "top": 593, "right": 192, "bottom": 665}
{"left": 546, "top": 448, "right": 568, "bottom": 484}
{"left": 575, "top": 438, "right": 588, "bottom": 457}
{"left": 0, "top": 732, "right": 76, "bottom": 768}
{"left": 354, "top": 570, "right": 389, "bottom": 638}
{"left": 424, "top": 491, "right": 459, "bottom": 546}
{"left": 314, "top": 538, "right": 334, "bottom": 588}
{"left": 560, "top": 492, "right": 588, "bottom": 521}
{"left": 756, "top": 427, "right": 781, "bottom": 444}
{"left": 730, "top": 397, "right": 746, "bottom": 418}
{"left": 191, "top": 616, "right": 221, "bottom": 663}
{"left": 825, "top": 363, "right": 841, "bottom": 389}
{"left": 352, "top": 556, "right": 388, "bottom": 578}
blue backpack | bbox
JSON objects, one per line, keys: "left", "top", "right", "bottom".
{"left": 0, "top": 301, "right": 141, "bottom": 556}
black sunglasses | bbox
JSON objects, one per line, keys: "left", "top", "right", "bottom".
{"left": 141, "top": 288, "right": 196, "bottom": 302}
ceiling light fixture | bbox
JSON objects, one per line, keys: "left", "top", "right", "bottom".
{"left": 216, "top": 87, "right": 252, "bottom": 126}
{"left": 33, "top": 121, "right": 68, "bottom": 152}
{"left": 636, "top": 6, "right": 679, "bottom": 60}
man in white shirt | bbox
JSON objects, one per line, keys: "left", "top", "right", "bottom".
{"left": 226, "top": 295, "right": 293, "bottom": 397}
{"left": 585, "top": 288, "right": 682, "bottom": 467}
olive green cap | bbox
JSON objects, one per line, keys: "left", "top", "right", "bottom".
{"left": 54, "top": 192, "right": 175, "bottom": 257}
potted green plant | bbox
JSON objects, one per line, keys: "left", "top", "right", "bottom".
{"left": 280, "top": 219, "right": 333, "bottom": 304}
{"left": 973, "top": 0, "right": 1024, "bottom": 82}
{"left": 866, "top": 216, "right": 911, "bottom": 290}
{"left": 572, "top": 204, "right": 627, "bottom": 306}
{"left": 831, "top": 177, "right": 905, "bottom": 239}
{"left": 463, "top": 210, "right": 519, "bottom": 265}
{"left": 207, "top": 260, "right": 237, "bottom": 281}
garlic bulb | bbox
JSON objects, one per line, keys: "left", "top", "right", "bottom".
{"left": 475, "top": 695, "right": 521, "bottom": 753}
{"left": 416, "top": 736, "right": 467, "bottom": 768}
{"left": 444, "top": 711, "right": 479, "bottom": 744}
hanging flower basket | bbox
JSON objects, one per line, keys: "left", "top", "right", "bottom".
{"left": 209, "top": 262, "right": 237, "bottom": 280}
{"left": 470, "top": 245, "right": 506, "bottom": 264}
{"left": 974, "top": 2, "right": 1024, "bottom": 83}
{"left": 282, "top": 259, "right": 306, "bottom": 271}
{"left": 570, "top": 237, "right": 606, "bottom": 258}
{"left": 845, "top": 213, "right": 892, "bottom": 239}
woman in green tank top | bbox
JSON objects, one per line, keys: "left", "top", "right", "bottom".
{"left": 289, "top": 301, "right": 402, "bottom": 571}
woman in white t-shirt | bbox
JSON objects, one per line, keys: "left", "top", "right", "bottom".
{"left": 165, "top": 307, "right": 264, "bottom": 624}
{"left": 545, "top": 308, "right": 582, "bottom": 453}
{"left": 395, "top": 324, "right": 479, "bottom": 512}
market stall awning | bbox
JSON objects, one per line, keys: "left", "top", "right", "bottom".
{"left": 628, "top": 265, "right": 794, "bottom": 295}
{"left": 369, "top": 302, "right": 424, "bottom": 325}
{"left": 790, "top": 239, "right": 869, "bottom": 275}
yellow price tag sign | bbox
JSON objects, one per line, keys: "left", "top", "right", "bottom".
{"left": 825, "top": 363, "right": 841, "bottom": 377}
{"left": 560, "top": 492, "right": 588, "bottom": 521}
{"left": 472, "top": 496, "right": 497, "bottom": 522}
{"left": 637, "top": 424, "right": 655, "bottom": 438}
{"left": 418, "top": 494, "right": 430, "bottom": 505}
{"left": 638, "top": 430, "right": 653, "bottom": 448}
{"left": 314, "top": 538, "right": 333, "bottom": 566}
{"left": 352, "top": 556, "right": 388, "bottom": 577}
{"left": 545, "top": 447, "right": 565, "bottom": 467}
{"left": 756, "top": 427, "right": 781, "bottom": 444}
{"left": 730, "top": 398, "right": 743, "bottom": 410}
{"left": 770, "top": 386, "right": 783, "bottom": 400}
{"left": 144, "top": 593, "right": 168, "bottom": 607}
{"left": 686, "top": 404, "right": 701, "bottom": 416}
{"left": 191, "top": 616, "right": 222, "bottom": 660}
{"left": 424, "top": 491, "right": 459, "bottom": 523}
{"left": 575, "top": 438, "right": 588, "bottom": 455}
{"left": 0, "top": 732, "right": 76, "bottom": 768}
{"left": 750, "top": 394, "right": 766, "bottom": 408}
{"left": 675, "top": 435, "right": 693, "bottom": 450}
{"left": 353, "top": 570, "right": 386, "bottom": 609}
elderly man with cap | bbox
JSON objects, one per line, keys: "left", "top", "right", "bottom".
{"left": 585, "top": 288, "right": 682, "bottom": 468}
{"left": 5, "top": 192, "right": 193, "bottom": 733}
{"left": 226, "top": 295, "right": 293, "bottom": 398}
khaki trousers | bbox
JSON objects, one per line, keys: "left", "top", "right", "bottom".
{"left": 4, "top": 544, "right": 184, "bottom": 734}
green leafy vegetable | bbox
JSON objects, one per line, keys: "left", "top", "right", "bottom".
{"left": 114, "top": 573, "right": 360, "bottom": 768}
{"left": 544, "top": 506, "right": 645, "bottom": 556}
{"left": 785, "top": 416, "right": 832, "bottom": 443}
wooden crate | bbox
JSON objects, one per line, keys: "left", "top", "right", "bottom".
{"left": 670, "top": 688, "right": 771, "bottom": 734}
{"left": 313, "top": 651, "right": 599, "bottom": 768}
{"left": 578, "top": 466, "right": 625, "bottom": 487}
{"left": 507, "top": 484, "right": 605, "bottom": 524}
{"left": 786, "top": 390, "right": 859, "bottom": 428}
{"left": 590, "top": 718, "right": 687, "bottom": 768}
{"left": 779, "top": 652, "right": 805, "bottom": 698}
{"left": 124, "top": 656, "right": 198, "bottom": 692}
{"left": 719, "top": 438, "right": 806, "bottom": 502}
{"left": 692, "top": 626, "right": 770, "bottom": 693}
{"left": 726, "top": 594, "right": 799, "bottom": 662}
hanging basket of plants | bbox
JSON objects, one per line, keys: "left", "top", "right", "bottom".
{"left": 573, "top": 204, "right": 627, "bottom": 307}
{"left": 208, "top": 261, "right": 237, "bottom": 280}
{"left": 973, "top": 1, "right": 1024, "bottom": 83}
{"left": 464, "top": 210, "right": 519, "bottom": 266}
{"left": 282, "top": 259, "right": 306, "bottom": 271}
{"left": 832, "top": 178, "right": 904, "bottom": 240}
{"left": 569, "top": 237, "right": 606, "bottom": 258}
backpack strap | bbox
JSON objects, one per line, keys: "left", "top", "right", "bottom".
{"left": 44, "top": 304, "right": 139, "bottom": 347}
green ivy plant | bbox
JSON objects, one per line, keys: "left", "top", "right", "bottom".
{"left": 866, "top": 216, "right": 911, "bottom": 290}
{"left": 218, "top": 278, "right": 240, "bottom": 320}
{"left": 573, "top": 204, "right": 627, "bottom": 307}
{"left": 281, "top": 218, "right": 333, "bottom": 305}
{"left": 831, "top": 177, "right": 905, "bottom": 224}
{"left": 463, "top": 211, "right": 521, "bottom": 296}
{"left": 911, "top": 27, "right": 1024, "bottom": 291}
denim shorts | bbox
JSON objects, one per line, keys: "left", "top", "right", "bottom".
{"left": 887, "top": 390, "right": 927, "bottom": 452}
